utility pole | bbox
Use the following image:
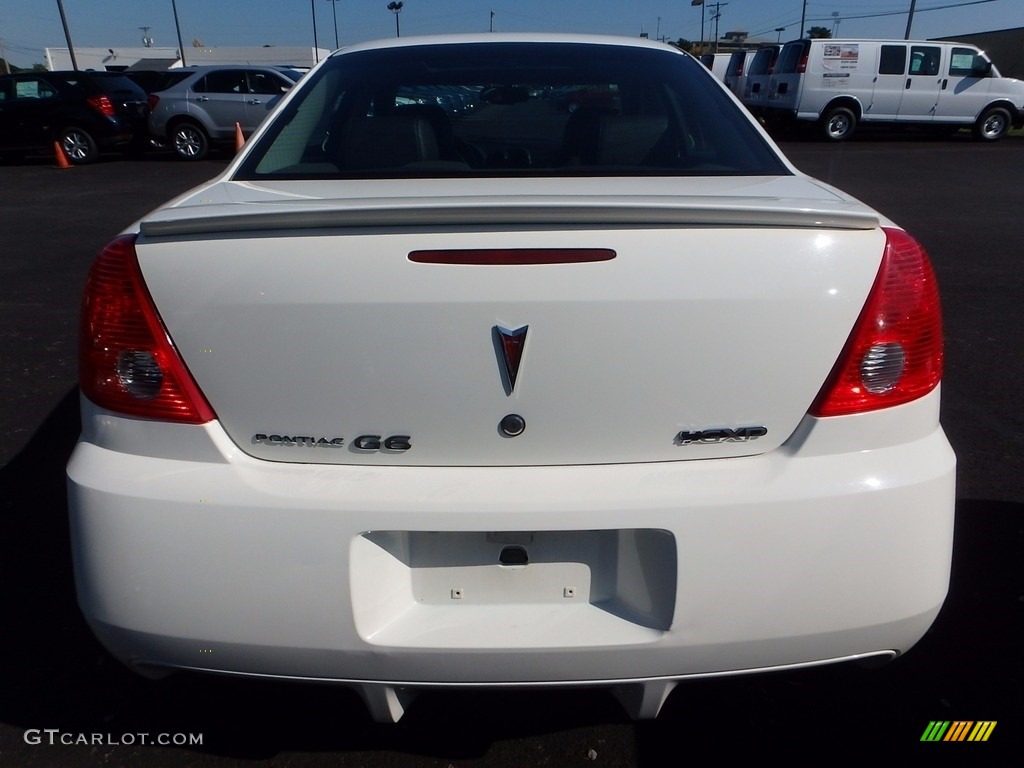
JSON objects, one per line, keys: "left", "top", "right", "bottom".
{"left": 905, "top": 0, "right": 917, "bottom": 39}
{"left": 800, "top": 0, "right": 807, "bottom": 38}
{"left": 708, "top": 2, "right": 727, "bottom": 53}
{"left": 489, "top": 10, "right": 495, "bottom": 33}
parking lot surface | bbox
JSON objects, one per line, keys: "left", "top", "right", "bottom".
{"left": 1, "top": 137, "right": 1021, "bottom": 765}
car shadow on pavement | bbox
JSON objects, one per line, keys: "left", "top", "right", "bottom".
{"left": 0, "top": 390, "right": 1020, "bottom": 763}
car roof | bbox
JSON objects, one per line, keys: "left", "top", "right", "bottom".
{"left": 332, "top": 32, "right": 688, "bottom": 58}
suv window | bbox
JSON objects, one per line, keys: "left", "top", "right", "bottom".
{"left": 248, "top": 71, "right": 288, "bottom": 95}
{"left": 14, "top": 78, "right": 57, "bottom": 100}
{"left": 195, "top": 70, "right": 248, "bottom": 94}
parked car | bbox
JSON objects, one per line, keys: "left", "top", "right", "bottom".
{"left": 147, "top": 65, "right": 303, "bottom": 159}
{"left": 69, "top": 34, "right": 955, "bottom": 724}
{"left": 766, "top": 37, "right": 1024, "bottom": 140}
{"left": 0, "top": 70, "right": 148, "bottom": 163}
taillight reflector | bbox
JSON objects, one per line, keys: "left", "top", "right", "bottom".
{"left": 811, "top": 228, "right": 942, "bottom": 417}
{"left": 87, "top": 94, "right": 116, "bottom": 117}
{"left": 79, "top": 234, "right": 215, "bottom": 423}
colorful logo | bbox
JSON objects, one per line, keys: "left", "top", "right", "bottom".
{"left": 920, "top": 721, "right": 997, "bottom": 742}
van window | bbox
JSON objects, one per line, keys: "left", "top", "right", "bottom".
{"left": 776, "top": 42, "right": 808, "bottom": 75}
{"left": 949, "top": 47, "right": 980, "bottom": 77}
{"left": 879, "top": 45, "right": 906, "bottom": 75}
{"left": 909, "top": 46, "right": 940, "bottom": 76}
{"left": 747, "top": 47, "right": 778, "bottom": 76}
{"left": 727, "top": 51, "right": 746, "bottom": 76}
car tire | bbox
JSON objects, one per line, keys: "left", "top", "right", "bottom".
{"left": 60, "top": 126, "right": 99, "bottom": 164}
{"left": 821, "top": 106, "right": 856, "bottom": 141}
{"left": 973, "top": 106, "right": 1011, "bottom": 142}
{"left": 171, "top": 121, "right": 210, "bottom": 160}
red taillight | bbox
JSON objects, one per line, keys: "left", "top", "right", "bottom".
{"left": 147, "top": 93, "right": 160, "bottom": 111}
{"left": 796, "top": 54, "right": 808, "bottom": 74}
{"left": 79, "top": 234, "right": 215, "bottom": 423}
{"left": 811, "top": 228, "right": 942, "bottom": 417}
{"left": 87, "top": 94, "right": 116, "bottom": 117}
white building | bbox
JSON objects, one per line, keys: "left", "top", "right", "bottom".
{"left": 45, "top": 46, "right": 331, "bottom": 71}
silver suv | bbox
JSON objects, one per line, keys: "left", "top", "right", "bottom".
{"left": 147, "top": 65, "right": 302, "bottom": 160}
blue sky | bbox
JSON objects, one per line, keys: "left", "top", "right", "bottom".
{"left": 2, "top": 1, "right": 1022, "bottom": 69}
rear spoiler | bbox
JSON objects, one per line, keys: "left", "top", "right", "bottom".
{"left": 139, "top": 196, "right": 879, "bottom": 238}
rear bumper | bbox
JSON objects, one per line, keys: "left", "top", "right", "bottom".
{"left": 67, "top": 392, "right": 955, "bottom": 714}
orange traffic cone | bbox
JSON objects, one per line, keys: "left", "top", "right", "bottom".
{"left": 234, "top": 122, "right": 245, "bottom": 152}
{"left": 53, "top": 140, "right": 72, "bottom": 169}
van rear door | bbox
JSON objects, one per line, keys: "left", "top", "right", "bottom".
{"left": 767, "top": 40, "right": 808, "bottom": 114}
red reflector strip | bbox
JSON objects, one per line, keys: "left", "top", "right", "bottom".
{"left": 409, "top": 248, "right": 616, "bottom": 265}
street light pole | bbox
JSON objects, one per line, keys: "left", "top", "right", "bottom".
{"left": 387, "top": 2, "right": 403, "bottom": 38}
{"left": 327, "top": 0, "right": 340, "bottom": 49}
{"left": 55, "top": 0, "right": 79, "bottom": 70}
{"left": 310, "top": 0, "right": 320, "bottom": 62}
{"left": 691, "top": 0, "right": 704, "bottom": 55}
{"left": 170, "top": 0, "right": 186, "bottom": 66}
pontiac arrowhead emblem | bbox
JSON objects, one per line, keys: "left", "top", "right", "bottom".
{"left": 495, "top": 325, "right": 528, "bottom": 394}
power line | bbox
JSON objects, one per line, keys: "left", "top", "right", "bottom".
{"left": 750, "top": 0, "right": 1002, "bottom": 38}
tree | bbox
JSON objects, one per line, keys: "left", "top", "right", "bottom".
{"left": 807, "top": 26, "right": 832, "bottom": 39}
{"left": 672, "top": 39, "right": 695, "bottom": 52}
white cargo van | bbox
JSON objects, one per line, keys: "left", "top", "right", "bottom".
{"left": 699, "top": 53, "right": 731, "bottom": 82}
{"left": 740, "top": 45, "right": 780, "bottom": 117}
{"left": 723, "top": 49, "right": 751, "bottom": 97}
{"left": 765, "top": 38, "right": 1024, "bottom": 140}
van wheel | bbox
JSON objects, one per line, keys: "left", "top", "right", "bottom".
{"left": 973, "top": 106, "right": 1010, "bottom": 141}
{"left": 821, "top": 107, "right": 856, "bottom": 141}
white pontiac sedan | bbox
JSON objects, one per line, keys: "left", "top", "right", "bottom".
{"left": 68, "top": 34, "right": 955, "bottom": 723}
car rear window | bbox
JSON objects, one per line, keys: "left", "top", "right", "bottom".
{"left": 236, "top": 42, "right": 789, "bottom": 180}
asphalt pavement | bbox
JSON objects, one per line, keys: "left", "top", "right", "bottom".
{"left": 0, "top": 136, "right": 1021, "bottom": 766}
